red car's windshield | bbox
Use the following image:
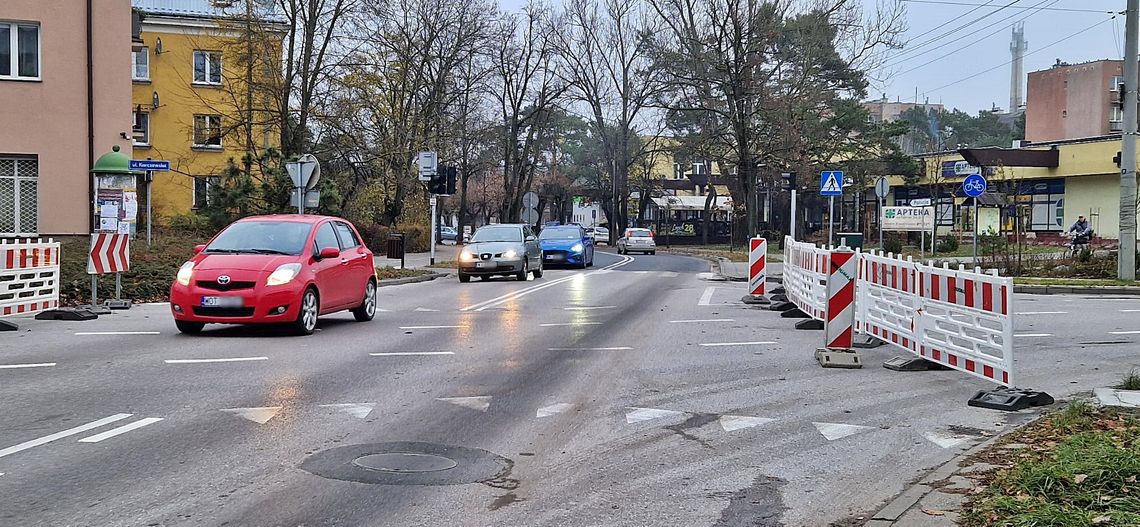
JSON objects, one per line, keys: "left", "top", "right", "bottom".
{"left": 205, "top": 221, "right": 312, "bottom": 255}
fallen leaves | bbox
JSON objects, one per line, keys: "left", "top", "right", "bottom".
{"left": 1074, "top": 474, "right": 1089, "bottom": 484}
{"left": 921, "top": 509, "right": 946, "bottom": 517}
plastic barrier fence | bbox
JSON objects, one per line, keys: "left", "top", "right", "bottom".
{"left": 856, "top": 250, "right": 1014, "bottom": 387}
{"left": 0, "top": 238, "right": 61, "bottom": 317}
{"left": 782, "top": 236, "right": 829, "bottom": 320}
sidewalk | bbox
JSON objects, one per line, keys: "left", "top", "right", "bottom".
{"left": 716, "top": 259, "right": 783, "bottom": 281}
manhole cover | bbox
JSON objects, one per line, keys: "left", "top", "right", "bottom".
{"left": 353, "top": 452, "right": 458, "bottom": 473}
{"left": 300, "top": 442, "right": 512, "bottom": 486}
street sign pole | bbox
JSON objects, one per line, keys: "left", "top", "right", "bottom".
{"left": 974, "top": 203, "right": 979, "bottom": 266}
{"left": 828, "top": 196, "right": 834, "bottom": 247}
{"left": 819, "top": 170, "right": 843, "bottom": 246}
{"left": 430, "top": 194, "right": 437, "bottom": 266}
{"left": 146, "top": 170, "right": 153, "bottom": 248}
{"left": 878, "top": 195, "right": 883, "bottom": 250}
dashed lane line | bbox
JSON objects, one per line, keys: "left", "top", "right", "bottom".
{"left": 74, "top": 331, "right": 161, "bottom": 336}
{"left": 1014, "top": 333, "right": 1052, "bottom": 338}
{"left": 164, "top": 357, "right": 268, "bottom": 364}
{"left": 1013, "top": 311, "right": 1067, "bottom": 315}
{"left": 698, "top": 341, "right": 777, "bottom": 347}
{"left": 78, "top": 418, "right": 164, "bottom": 443}
{"left": 0, "top": 363, "right": 56, "bottom": 369}
{"left": 0, "top": 414, "right": 134, "bottom": 459}
{"left": 1109, "top": 330, "right": 1140, "bottom": 335}
{"left": 547, "top": 347, "right": 633, "bottom": 351}
{"left": 398, "top": 325, "right": 467, "bottom": 329}
{"left": 698, "top": 287, "right": 716, "bottom": 306}
{"left": 671, "top": 319, "right": 735, "bottom": 323}
{"left": 370, "top": 352, "right": 455, "bottom": 356}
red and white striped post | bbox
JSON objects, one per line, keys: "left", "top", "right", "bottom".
{"left": 742, "top": 237, "right": 771, "bottom": 305}
{"left": 87, "top": 233, "right": 132, "bottom": 309}
{"left": 816, "top": 247, "right": 862, "bottom": 368}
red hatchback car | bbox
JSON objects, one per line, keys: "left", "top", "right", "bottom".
{"left": 169, "top": 215, "right": 377, "bottom": 335}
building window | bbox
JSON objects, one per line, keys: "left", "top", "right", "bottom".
{"left": 193, "top": 176, "right": 220, "bottom": 209}
{"left": 1112, "top": 75, "right": 1125, "bottom": 91}
{"left": 132, "top": 111, "right": 150, "bottom": 146}
{"left": 1030, "top": 193, "right": 1065, "bottom": 231}
{"left": 132, "top": 47, "right": 149, "bottom": 81}
{"left": 0, "top": 22, "right": 40, "bottom": 80}
{"left": 0, "top": 156, "right": 38, "bottom": 235}
{"left": 1111, "top": 106, "right": 1124, "bottom": 123}
{"left": 193, "top": 115, "right": 222, "bottom": 148}
{"left": 192, "top": 50, "right": 222, "bottom": 85}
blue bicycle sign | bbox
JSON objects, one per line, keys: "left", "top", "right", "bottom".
{"left": 962, "top": 173, "right": 987, "bottom": 197}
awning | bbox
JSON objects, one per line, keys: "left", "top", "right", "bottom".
{"left": 651, "top": 196, "right": 732, "bottom": 211}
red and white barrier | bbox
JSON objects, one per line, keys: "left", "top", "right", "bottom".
{"left": 87, "top": 233, "right": 130, "bottom": 274}
{"left": 824, "top": 248, "right": 856, "bottom": 350}
{"left": 0, "top": 238, "right": 61, "bottom": 317}
{"left": 856, "top": 250, "right": 1015, "bottom": 387}
{"left": 782, "top": 236, "right": 829, "bottom": 320}
{"left": 748, "top": 237, "right": 767, "bottom": 296}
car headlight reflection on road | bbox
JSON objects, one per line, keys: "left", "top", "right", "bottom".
{"left": 266, "top": 263, "right": 303, "bottom": 286}
{"left": 460, "top": 250, "right": 476, "bottom": 261}
{"left": 571, "top": 243, "right": 584, "bottom": 253}
{"left": 503, "top": 249, "right": 518, "bottom": 259}
{"left": 176, "top": 261, "right": 195, "bottom": 286}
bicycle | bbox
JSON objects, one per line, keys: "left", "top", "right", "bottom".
{"left": 1065, "top": 232, "right": 1091, "bottom": 259}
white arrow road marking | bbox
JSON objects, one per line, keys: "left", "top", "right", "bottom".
{"left": 719, "top": 415, "right": 775, "bottom": 432}
{"left": 0, "top": 414, "right": 133, "bottom": 459}
{"left": 813, "top": 422, "right": 875, "bottom": 441}
{"left": 78, "top": 418, "right": 164, "bottom": 443}
{"left": 699, "top": 341, "right": 776, "bottom": 347}
{"left": 923, "top": 431, "right": 975, "bottom": 449}
{"left": 414, "top": 307, "right": 440, "bottom": 312}
{"left": 74, "top": 331, "right": 161, "bottom": 336}
{"left": 0, "top": 363, "right": 56, "bottom": 369}
{"left": 165, "top": 357, "right": 268, "bottom": 364}
{"left": 625, "top": 407, "right": 684, "bottom": 424}
{"left": 319, "top": 403, "right": 375, "bottom": 419}
{"left": 437, "top": 396, "right": 492, "bottom": 412}
{"left": 698, "top": 287, "right": 716, "bottom": 306}
{"left": 221, "top": 407, "right": 282, "bottom": 424}
{"left": 536, "top": 403, "right": 575, "bottom": 418}
{"left": 370, "top": 352, "right": 455, "bottom": 356}
{"left": 399, "top": 325, "right": 466, "bottom": 330}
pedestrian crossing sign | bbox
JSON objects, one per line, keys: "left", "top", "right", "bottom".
{"left": 820, "top": 170, "right": 843, "bottom": 196}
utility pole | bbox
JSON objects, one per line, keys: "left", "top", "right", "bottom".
{"left": 1122, "top": 0, "right": 1138, "bottom": 280}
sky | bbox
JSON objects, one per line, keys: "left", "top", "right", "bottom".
{"left": 876, "top": 0, "right": 1124, "bottom": 113}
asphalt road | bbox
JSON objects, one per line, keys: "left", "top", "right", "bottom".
{"left": 1, "top": 250, "right": 1138, "bottom": 526}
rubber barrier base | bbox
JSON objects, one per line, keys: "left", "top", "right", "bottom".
{"left": 35, "top": 308, "right": 98, "bottom": 321}
{"left": 883, "top": 355, "right": 949, "bottom": 371}
{"left": 794, "top": 319, "right": 824, "bottom": 330}
{"left": 76, "top": 304, "right": 112, "bottom": 315}
{"left": 0, "top": 319, "right": 17, "bottom": 331}
{"left": 853, "top": 335, "right": 887, "bottom": 349}
{"left": 780, "top": 308, "right": 811, "bottom": 319}
{"left": 768, "top": 302, "right": 796, "bottom": 312}
{"left": 770, "top": 286, "right": 786, "bottom": 295}
{"left": 741, "top": 295, "right": 771, "bottom": 305}
{"left": 967, "top": 387, "right": 1055, "bottom": 412}
{"left": 815, "top": 348, "right": 862, "bottom": 369}
{"left": 769, "top": 294, "right": 788, "bottom": 302}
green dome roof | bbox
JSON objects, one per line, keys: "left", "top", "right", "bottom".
{"left": 91, "top": 145, "right": 141, "bottom": 175}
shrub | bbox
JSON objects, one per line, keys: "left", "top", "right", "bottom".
{"left": 167, "top": 212, "right": 214, "bottom": 235}
{"left": 936, "top": 236, "right": 959, "bottom": 253}
{"left": 355, "top": 224, "right": 431, "bottom": 254}
{"left": 882, "top": 236, "right": 903, "bottom": 254}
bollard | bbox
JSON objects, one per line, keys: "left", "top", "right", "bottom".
{"left": 815, "top": 247, "right": 861, "bottom": 368}
{"left": 741, "top": 237, "right": 771, "bottom": 305}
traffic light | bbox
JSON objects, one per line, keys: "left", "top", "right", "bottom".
{"left": 781, "top": 172, "right": 796, "bottom": 191}
{"left": 428, "top": 169, "right": 446, "bottom": 194}
{"left": 445, "top": 166, "right": 457, "bottom": 195}
{"left": 1115, "top": 151, "right": 1122, "bottom": 168}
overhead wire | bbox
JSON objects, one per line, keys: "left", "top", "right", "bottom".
{"left": 901, "top": 0, "right": 1120, "bottom": 14}
{"left": 881, "top": 0, "right": 1019, "bottom": 67}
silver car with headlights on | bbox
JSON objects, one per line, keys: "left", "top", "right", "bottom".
{"left": 457, "top": 224, "right": 544, "bottom": 283}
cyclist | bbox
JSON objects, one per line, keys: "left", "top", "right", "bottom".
{"left": 1067, "top": 215, "right": 1093, "bottom": 256}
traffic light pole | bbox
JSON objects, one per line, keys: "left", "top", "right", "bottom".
{"left": 1121, "top": 0, "right": 1138, "bottom": 280}
{"left": 789, "top": 189, "right": 797, "bottom": 241}
{"left": 429, "top": 194, "right": 437, "bottom": 266}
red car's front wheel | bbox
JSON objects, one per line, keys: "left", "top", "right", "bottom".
{"left": 294, "top": 288, "right": 319, "bottom": 335}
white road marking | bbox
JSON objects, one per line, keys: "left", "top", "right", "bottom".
{"left": 625, "top": 407, "right": 684, "bottom": 424}
{"left": 536, "top": 403, "right": 575, "bottom": 418}
{"left": 437, "top": 396, "right": 492, "bottom": 412}
{"left": 221, "top": 407, "right": 281, "bottom": 424}
{"left": 78, "top": 417, "right": 164, "bottom": 443}
{"left": 698, "top": 287, "right": 716, "bottom": 306}
{"left": 1120, "top": 309, "right": 1140, "bottom": 313}
{"left": 463, "top": 254, "right": 634, "bottom": 312}
{"left": 719, "top": 415, "right": 775, "bottom": 432}
{"left": 1014, "top": 333, "right": 1052, "bottom": 338}
{"left": 399, "top": 325, "right": 466, "bottom": 329}
{"left": 661, "top": 271, "right": 679, "bottom": 277}
{"left": 699, "top": 341, "right": 776, "bottom": 347}
{"left": 632, "top": 270, "right": 651, "bottom": 274}
{"left": 562, "top": 306, "right": 616, "bottom": 311}
{"left": 0, "top": 414, "right": 133, "bottom": 459}
{"left": 671, "top": 319, "right": 735, "bottom": 324}
{"left": 1013, "top": 311, "right": 1067, "bottom": 315}
{"left": 414, "top": 307, "right": 440, "bottom": 312}
{"left": 923, "top": 431, "right": 975, "bottom": 449}
{"left": 539, "top": 322, "right": 602, "bottom": 327}
{"left": 547, "top": 347, "right": 632, "bottom": 351}
{"left": 0, "top": 363, "right": 56, "bottom": 369}
{"left": 376, "top": 308, "right": 392, "bottom": 312}
{"left": 813, "top": 422, "right": 875, "bottom": 441}
{"left": 319, "top": 403, "right": 375, "bottom": 419}
{"left": 74, "top": 331, "right": 161, "bottom": 336}
{"left": 164, "top": 357, "right": 268, "bottom": 364}
{"left": 370, "top": 351, "right": 455, "bottom": 356}
{"left": 1109, "top": 330, "right": 1140, "bottom": 335}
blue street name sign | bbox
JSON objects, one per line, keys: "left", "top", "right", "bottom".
{"left": 820, "top": 170, "right": 844, "bottom": 196}
{"left": 962, "top": 173, "right": 987, "bottom": 197}
{"left": 129, "top": 160, "right": 171, "bottom": 172}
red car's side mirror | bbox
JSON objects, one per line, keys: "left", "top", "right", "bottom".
{"left": 318, "top": 246, "right": 341, "bottom": 259}
{"left": 193, "top": 244, "right": 206, "bottom": 254}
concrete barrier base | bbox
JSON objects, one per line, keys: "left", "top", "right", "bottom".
{"left": 816, "top": 348, "right": 862, "bottom": 369}
{"left": 741, "top": 295, "right": 771, "bottom": 305}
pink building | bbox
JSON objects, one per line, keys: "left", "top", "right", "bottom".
{"left": 1025, "top": 59, "right": 1123, "bottom": 143}
{"left": 0, "top": 0, "right": 134, "bottom": 236}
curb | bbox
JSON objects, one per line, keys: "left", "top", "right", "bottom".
{"left": 714, "top": 257, "right": 748, "bottom": 282}
{"left": 1015, "top": 284, "right": 1140, "bottom": 295}
{"left": 377, "top": 272, "right": 449, "bottom": 287}
{"left": 868, "top": 412, "right": 1045, "bottom": 525}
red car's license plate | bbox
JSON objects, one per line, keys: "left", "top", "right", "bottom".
{"left": 201, "top": 296, "right": 242, "bottom": 308}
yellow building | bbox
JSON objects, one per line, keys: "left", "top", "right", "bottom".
{"left": 131, "top": 0, "right": 284, "bottom": 223}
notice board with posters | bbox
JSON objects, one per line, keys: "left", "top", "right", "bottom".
{"left": 881, "top": 206, "right": 934, "bottom": 231}
{"left": 95, "top": 175, "right": 138, "bottom": 235}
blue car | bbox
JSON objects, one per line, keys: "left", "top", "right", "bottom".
{"left": 539, "top": 225, "right": 594, "bottom": 268}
